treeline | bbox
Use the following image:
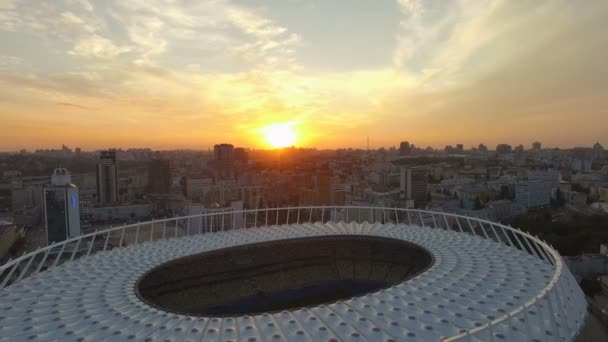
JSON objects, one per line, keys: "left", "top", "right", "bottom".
{"left": 511, "top": 211, "right": 608, "bottom": 256}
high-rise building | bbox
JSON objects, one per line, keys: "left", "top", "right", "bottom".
{"left": 234, "top": 147, "right": 248, "bottom": 164}
{"left": 297, "top": 167, "right": 346, "bottom": 206}
{"left": 514, "top": 144, "right": 524, "bottom": 153}
{"left": 456, "top": 144, "right": 464, "bottom": 153}
{"left": 147, "top": 159, "right": 171, "bottom": 194}
{"left": 532, "top": 141, "right": 542, "bottom": 151}
{"left": 399, "top": 141, "right": 411, "bottom": 155}
{"left": 478, "top": 143, "right": 488, "bottom": 152}
{"left": 213, "top": 144, "right": 235, "bottom": 180}
{"left": 43, "top": 168, "right": 80, "bottom": 245}
{"left": 496, "top": 144, "right": 512, "bottom": 154}
{"left": 96, "top": 150, "right": 118, "bottom": 204}
{"left": 399, "top": 166, "right": 428, "bottom": 208}
{"left": 593, "top": 142, "right": 604, "bottom": 160}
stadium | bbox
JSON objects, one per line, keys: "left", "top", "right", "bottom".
{"left": 0, "top": 206, "right": 587, "bottom": 341}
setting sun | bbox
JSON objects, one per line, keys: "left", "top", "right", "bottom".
{"left": 262, "top": 123, "right": 297, "bottom": 148}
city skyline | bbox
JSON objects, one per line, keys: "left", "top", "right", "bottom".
{"left": 1, "top": 0, "right": 607, "bottom": 151}
{"left": 2, "top": 140, "right": 604, "bottom": 153}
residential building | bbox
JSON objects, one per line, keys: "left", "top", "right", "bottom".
{"left": 456, "top": 185, "right": 495, "bottom": 210}
{"left": 528, "top": 170, "right": 561, "bottom": 196}
{"left": 88, "top": 203, "right": 153, "bottom": 222}
{"left": 515, "top": 180, "right": 551, "bottom": 208}
{"left": 297, "top": 167, "right": 346, "bottom": 206}
{"left": 593, "top": 142, "right": 604, "bottom": 160}
{"left": 187, "top": 201, "right": 244, "bottom": 231}
{"left": 234, "top": 147, "right": 248, "bottom": 164}
{"left": 182, "top": 177, "right": 214, "bottom": 200}
{"left": 496, "top": 144, "right": 512, "bottom": 154}
{"left": 11, "top": 185, "right": 42, "bottom": 212}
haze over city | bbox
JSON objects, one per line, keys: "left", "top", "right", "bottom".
{"left": 1, "top": 0, "right": 607, "bottom": 151}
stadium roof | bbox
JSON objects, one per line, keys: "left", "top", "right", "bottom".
{"left": 0, "top": 214, "right": 587, "bottom": 341}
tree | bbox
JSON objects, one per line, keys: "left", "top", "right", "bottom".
{"left": 473, "top": 197, "right": 483, "bottom": 210}
{"left": 499, "top": 185, "right": 511, "bottom": 200}
{"left": 580, "top": 278, "right": 602, "bottom": 298}
{"left": 555, "top": 188, "right": 565, "bottom": 207}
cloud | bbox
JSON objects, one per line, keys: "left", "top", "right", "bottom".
{"left": 70, "top": 0, "right": 300, "bottom": 74}
{"left": 56, "top": 101, "right": 90, "bottom": 110}
{"left": 396, "top": 0, "right": 424, "bottom": 17}
{"left": 59, "top": 11, "right": 97, "bottom": 34}
{"left": 69, "top": 34, "right": 131, "bottom": 58}
{"left": 65, "top": 0, "right": 94, "bottom": 12}
{"left": 381, "top": 0, "right": 608, "bottom": 147}
{"left": 393, "top": 0, "right": 503, "bottom": 85}
{"left": 0, "top": 55, "right": 21, "bottom": 68}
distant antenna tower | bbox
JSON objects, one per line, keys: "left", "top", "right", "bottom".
{"left": 367, "top": 136, "right": 369, "bottom": 152}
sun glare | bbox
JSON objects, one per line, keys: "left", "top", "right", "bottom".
{"left": 262, "top": 123, "right": 297, "bottom": 148}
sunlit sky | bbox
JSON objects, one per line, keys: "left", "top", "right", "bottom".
{"left": 0, "top": 0, "right": 607, "bottom": 151}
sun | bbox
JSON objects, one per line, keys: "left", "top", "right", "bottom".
{"left": 262, "top": 122, "right": 297, "bottom": 148}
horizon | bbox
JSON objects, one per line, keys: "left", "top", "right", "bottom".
{"left": 1, "top": 0, "right": 607, "bottom": 150}
{"left": 1, "top": 141, "right": 604, "bottom": 154}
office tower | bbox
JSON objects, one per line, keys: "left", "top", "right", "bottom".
{"left": 147, "top": 159, "right": 171, "bottom": 194}
{"left": 214, "top": 144, "right": 235, "bottom": 180}
{"left": 43, "top": 168, "right": 80, "bottom": 245}
{"left": 96, "top": 150, "right": 118, "bottom": 204}
{"left": 532, "top": 141, "right": 542, "bottom": 151}
{"left": 399, "top": 141, "right": 411, "bottom": 155}
{"left": 399, "top": 166, "right": 428, "bottom": 208}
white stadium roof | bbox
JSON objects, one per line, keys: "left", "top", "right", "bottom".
{"left": 0, "top": 208, "right": 588, "bottom": 341}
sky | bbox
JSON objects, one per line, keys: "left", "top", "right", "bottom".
{"left": 0, "top": 0, "right": 607, "bottom": 151}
